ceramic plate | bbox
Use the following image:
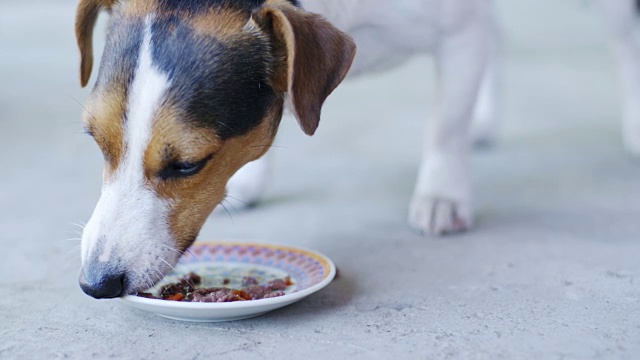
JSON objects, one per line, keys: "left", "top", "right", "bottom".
{"left": 121, "top": 242, "right": 336, "bottom": 322}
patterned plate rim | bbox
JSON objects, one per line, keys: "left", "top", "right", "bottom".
{"left": 121, "top": 241, "right": 336, "bottom": 309}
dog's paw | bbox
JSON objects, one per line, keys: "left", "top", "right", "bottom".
{"left": 408, "top": 196, "right": 473, "bottom": 236}
{"left": 223, "top": 157, "right": 269, "bottom": 211}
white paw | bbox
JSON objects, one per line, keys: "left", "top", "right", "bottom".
{"left": 408, "top": 196, "right": 473, "bottom": 235}
{"left": 219, "top": 156, "right": 269, "bottom": 212}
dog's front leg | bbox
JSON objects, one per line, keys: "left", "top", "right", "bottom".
{"left": 471, "top": 11, "right": 503, "bottom": 147}
{"left": 224, "top": 154, "right": 270, "bottom": 210}
{"left": 408, "top": 9, "right": 489, "bottom": 235}
{"left": 602, "top": 0, "right": 640, "bottom": 156}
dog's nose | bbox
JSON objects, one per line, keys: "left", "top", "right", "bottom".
{"left": 79, "top": 268, "right": 125, "bottom": 299}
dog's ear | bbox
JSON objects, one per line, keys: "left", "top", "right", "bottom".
{"left": 75, "top": 0, "right": 117, "bottom": 87}
{"left": 255, "top": 3, "right": 356, "bottom": 136}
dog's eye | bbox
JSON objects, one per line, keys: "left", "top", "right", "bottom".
{"left": 158, "top": 155, "right": 213, "bottom": 180}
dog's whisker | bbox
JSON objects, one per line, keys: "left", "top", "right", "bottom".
{"left": 64, "top": 255, "right": 82, "bottom": 266}
{"left": 160, "top": 244, "right": 182, "bottom": 256}
{"left": 216, "top": 120, "right": 234, "bottom": 132}
{"left": 68, "top": 95, "right": 98, "bottom": 124}
{"left": 70, "top": 221, "right": 86, "bottom": 230}
{"left": 63, "top": 246, "right": 82, "bottom": 258}
{"left": 157, "top": 257, "right": 175, "bottom": 271}
{"left": 153, "top": 267, "right": 165, "bottom": 282}
{"left": 159, "top": 244, "right": 189, "bottom": 264}
{"left": 219, "top": 200, "right": 234, "bottom": 223}
{"left": 249, "top": 144, "right": 289, "bottom": 150}
{"left": 184, "top": 248, "right": 196, "bottom": 258}
{"left": 143, "top": 274, "right": 154, "bottom": 291}
{"left": 158, "top": 242, "right": 194, "bottom": 260}
{"left": 65, "top": 228, "right": 85, "bottom": 237}
{"left": 225, "top": 194, "right": 249, "bottom": 206}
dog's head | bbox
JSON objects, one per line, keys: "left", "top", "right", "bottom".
{"left": 75, "top": 0, "right": 355, "bottom": 298}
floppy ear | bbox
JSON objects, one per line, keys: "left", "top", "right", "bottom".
{"left": 75, "top": 0, "right": 117, "bottom": 87}
{"left": 256, "top": 3, "right": 356, "bottom": 136}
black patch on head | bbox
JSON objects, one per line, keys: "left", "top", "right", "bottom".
{"left": 95, "top": 15, "right": 144, "bottom": 95}
{"left": 150, "top": 15, "right": 277, "bottom": 139}
{"left": 94, "top": 0, "right": 299, "bottom": 139}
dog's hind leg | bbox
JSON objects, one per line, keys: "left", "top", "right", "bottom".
{"left": 471, "top": 10, "right": 503, "bottom": 148}
{"left": 408, "top": 3, "right": 490, "bottom": 235}
{"left": 602, "top": 0, "right": 640, "bottom": 156}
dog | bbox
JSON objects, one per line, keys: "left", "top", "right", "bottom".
{"left": 75, "top": 0, "right": 638, "bottom": 298}
{"left": 226, "top": 0, "right": 640, "bottom": 229}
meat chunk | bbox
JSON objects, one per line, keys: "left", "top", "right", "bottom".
{"left": 137, "top": 273, "right": 295, "bottom": 303}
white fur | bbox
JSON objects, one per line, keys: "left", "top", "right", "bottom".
{"left": 231, "top": 0, "right": 640, "bottom": 235}
{"left": 82, "top": 17, "right": 178, "bottom": 292}
{"left": 470, "top": 0, "right": 640, "bottom": 152}
{"left": 602, "top": 0, "right": 640, "bottom": 156}
{"left": 229, "top": 0, "right": 492, "bottom": 234}
{"left": 471, "top": 11, "right": 502, "bottom": 147}
{"left": 224, "top": 154, "right": 270, "bottom": 210}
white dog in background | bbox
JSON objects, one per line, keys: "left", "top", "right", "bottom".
{"left": 227, "top": 0, "right": 640, "bottom": 235}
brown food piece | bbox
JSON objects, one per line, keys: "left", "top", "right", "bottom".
{"left": 158, "top": 283, "right": 183, "bottom": 298}
{"left": 139, "top": 273, "right": 294, "bottom": 303}
{"left": 187, "top": 273, "right": 201, "bottom": 285}
{"left": 166, "top": 293, "right": 184, "bottom": 301}
{"left": 267, "top": 279, "right": 287, "bottom": 291}
{"left": 137, "top": 292, "right": 157, "bottom": 299}
{"left": 189, "top": 288, "right": 247, "bottom": 303}
{"left": 244, "top": 285, "right": 269, "bottom": 300}
{"left": 158, "top": 273, "right": 202, "bottom": 299}
{"left": 231, "top": 290, "right": 252, "bottom": 301}
{"left": 242, "top": 277, "right": 259, "bottom": 286}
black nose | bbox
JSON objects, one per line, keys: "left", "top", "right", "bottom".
{"left": 79, "top": 269, "right": 125, "bottom": 299}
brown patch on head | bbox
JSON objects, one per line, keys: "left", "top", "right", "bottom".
{"left": 189, "top": 7, "right": 252, "bottom": 40}
{"left": 118, "top": 0, "right": 157, "bottom": 17}
{"left": 143, "top": 99, "right": 283, "bottom": 250}
{"left": 84, "top": 89, "right": 126, "bottom": 178}
{"left": 143, "top": 106, "right": 223, "bottom": 182}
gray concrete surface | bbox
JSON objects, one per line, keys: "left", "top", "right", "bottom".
{"left": 1, "top": 1, "right": 640, "bottom": 359}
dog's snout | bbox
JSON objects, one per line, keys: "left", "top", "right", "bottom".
{"left": 79, "top": 267, "right": 126, "bottom": 299}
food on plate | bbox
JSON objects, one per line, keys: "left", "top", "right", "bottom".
{"left": 137, "top": 273, "right": 294, "bottom": 303}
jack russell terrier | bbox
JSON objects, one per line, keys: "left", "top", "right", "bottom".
{"left": 76, "top": 0, "right": 640, "bottom": 298}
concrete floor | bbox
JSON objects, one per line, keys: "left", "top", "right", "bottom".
{"left": 1, "top": 1, "right": 640, "bottom": 359}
